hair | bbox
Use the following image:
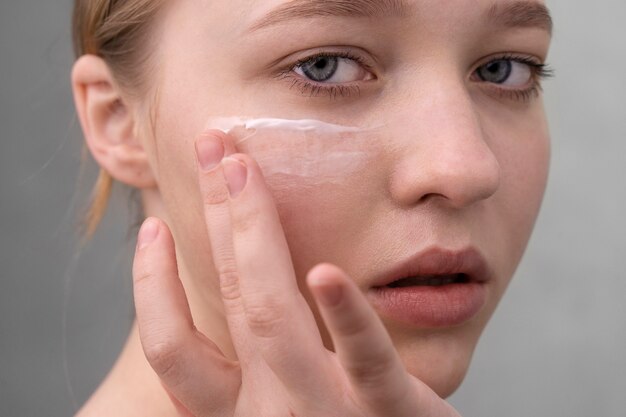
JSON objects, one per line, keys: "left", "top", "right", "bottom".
{"left": 72, "top": 0, "right": 162, "bottom": 237}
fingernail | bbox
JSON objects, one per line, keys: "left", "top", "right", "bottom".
{"left": 138, "top": 218, "right": 159, "bottom": 250}
{"left": 196, "top": 136, "right": 224, "bottom": 171}
{"left": 222, "top": 157, "right": 248, "bottom": 199}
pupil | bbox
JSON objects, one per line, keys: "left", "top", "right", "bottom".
{"left": 315, "top": 59, "right": 328, "bottom": 69}
{"left": 487, "top": 62, "right": 500, "bottom": 73}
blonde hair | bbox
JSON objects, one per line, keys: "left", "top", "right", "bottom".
{"left": 72, "top": 0, "right": 161, "bottom": 237}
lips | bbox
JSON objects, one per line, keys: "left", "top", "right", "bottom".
{"left": 367, "top": 247, "right": 492, "bottom": 328}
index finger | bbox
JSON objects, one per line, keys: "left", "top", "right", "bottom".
{"left": 307, "top": 263, "right": 421, "bottom": 416}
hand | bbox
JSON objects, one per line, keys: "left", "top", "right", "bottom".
{"left": 132, "top": 130, "right": 461, "bottom": 417}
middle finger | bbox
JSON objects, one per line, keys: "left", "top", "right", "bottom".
{"left": 215, "top": 148, "right": 337, "bottom": 402}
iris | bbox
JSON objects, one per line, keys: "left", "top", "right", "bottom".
{"left": 477, "top": 60, "right": 513, "bottom": 84}
{"left": 299, "top": 56, "right": 339, "bottom": 82}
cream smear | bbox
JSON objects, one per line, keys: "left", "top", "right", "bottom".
{"left": 204, "top": 117, "right": 383, "bottom": 180}
{"left": 207, "top": 117, "right": 363, "bottom": 135}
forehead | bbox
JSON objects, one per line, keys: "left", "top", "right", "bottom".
{"left": 244, "top": 0, "right": 549, "bottom": 31}
{"left": 171, "top": 0, "right": 550, "bottom": 39}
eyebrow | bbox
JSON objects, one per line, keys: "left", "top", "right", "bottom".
{"left": 488, "top": 2, "right": 553, "bottom": 35}
{"left": 248, "top": 0, "right": 412, "bottom": 32}
{"left": 248, "top": 0, "right": 553, "bottom": 35}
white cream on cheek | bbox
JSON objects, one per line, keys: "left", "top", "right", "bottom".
{"left": 204, "top": 117, "right": 384, "bottom": 181}
{"left": 208, "top": 117, "right": 364, "bottom": 134}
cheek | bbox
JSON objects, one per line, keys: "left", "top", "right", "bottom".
{"left": 262, "top": 173, "right": 386, "bottom": 351}
{"left": 153, "top": 114, "right": 393, "bottom": 290}
{"left": 146, "top": 103, "right": 221, "bottom": 282}
{"left": 219, "top": 122, "right": 391, "bottom": 280}
{"left": 268, "top": 177, "right": 364, "bottom": 279}
{"left": 483, "top": 107, "right": 551, "bottom": 284}
{"left": 499, "top": 122, "right": 550, "bottom": 240}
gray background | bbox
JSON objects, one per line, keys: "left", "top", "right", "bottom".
{"left": 1, "top": 1, "right": 625, "bottom": 416}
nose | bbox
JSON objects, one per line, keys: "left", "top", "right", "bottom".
{"left": 389, "top": 80, "right": 501, "bottom": 209}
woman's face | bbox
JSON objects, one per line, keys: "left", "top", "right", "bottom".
{"left": 139, "top": 0, "right": 551, "bottom": 397}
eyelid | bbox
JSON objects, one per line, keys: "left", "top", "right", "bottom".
{"left": 472, "top": 52, "right": 546, "bottom": 68}
{"left": 294, "top": 51, "right": 369, "bottom": 69}
{"left": 272, "top": 45, "right": 379, "bottom": 72}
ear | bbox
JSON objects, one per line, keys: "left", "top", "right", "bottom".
{"left": 71, "top": 55, "right": 156, "bottom": 188}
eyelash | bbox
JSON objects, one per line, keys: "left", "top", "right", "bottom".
{"left": 277, "top": 51, "right": 554, "bottom": 102}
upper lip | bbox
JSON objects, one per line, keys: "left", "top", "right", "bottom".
{"left": 370, "top": 246, "right": 493, "bottom": 288}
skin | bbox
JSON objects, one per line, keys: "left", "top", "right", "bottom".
{"left": 71, "top": 0, "right": 552, "bottom": 415}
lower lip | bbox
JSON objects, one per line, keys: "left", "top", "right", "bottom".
{"left": 367, "top": 283, "right": 487, "bottom": 328}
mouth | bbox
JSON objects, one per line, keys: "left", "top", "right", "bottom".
{"left": 367, "top": 248, "right": 492, "bottom": 328}
{"left": 385, "top": 273, "right": 471, "bottom": 288}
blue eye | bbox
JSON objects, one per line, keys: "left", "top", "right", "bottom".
{"left": 295, "top": 54, "right": 372, "bottom": 84}
{"left": 298, "top": 56, "right": 339, "bottom": 82}
{"left": 471, "top": 55, "right": 554, "bottom": 101}
{"left": 475, "top": 58, "right": 542, "bottom": 88}
{"left": 477, "top": 59, "right": 514, "bottom": 83}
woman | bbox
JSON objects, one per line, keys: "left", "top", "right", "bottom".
{"left": 71, "top": 0, "right": 553, "bottom": 415}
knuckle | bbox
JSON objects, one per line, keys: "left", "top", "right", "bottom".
{"left": 133, "top": 270, "right": 153, "bottom": 286}
{"left": 132, "top": 259, "right": 153, "bottom": 285}
{"left": 217, "top": 263, "right": 242, "bottom": 302}
{"left": 244, "top": 296, "right": 288, "bottom": 339}
{"left": 202, "top": 173, "right": 230, "bottom": 205}
{"left": 337, "top": 313, "right": 371, "bottom": 339}
{"left": 345, "top": 351, "right": 395, "bottom": 390}
{"left": 143, "top": 338, "right": 186, "bottom": 382}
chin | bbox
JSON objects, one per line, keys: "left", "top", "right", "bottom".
{"left": 412, "top": 359, "right": 470, "bottom": 398}
{"left": 395, "top": 330, "right": 478, "bottom": 398}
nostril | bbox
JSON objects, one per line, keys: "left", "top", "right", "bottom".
{"left": 418, "top": 193, "right": 445, "bottom": 204}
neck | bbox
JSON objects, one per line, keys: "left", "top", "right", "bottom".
{"left": 75, "top": 322, "right": 174, "bottom": 416}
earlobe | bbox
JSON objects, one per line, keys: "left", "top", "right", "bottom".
{"left": 71, "top": 54, "right": 156, "bottom": 189}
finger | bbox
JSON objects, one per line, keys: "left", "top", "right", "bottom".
{"left": 161, "top": 382, "right": 196, "bottom": 417}
{"left": 195, "top": 132, "right": 261, "bottom": 364}
{"left": 307, "top": 263, "right": 420, "bottom": 416}
{"left": 218, "top": 152, "right": 335, "bottom": 401}
{"left": 133, "top": 217, "right": 240, "bottom": 416}
{"left": 202, "top": 129, "right": 239, "bottom": 156}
